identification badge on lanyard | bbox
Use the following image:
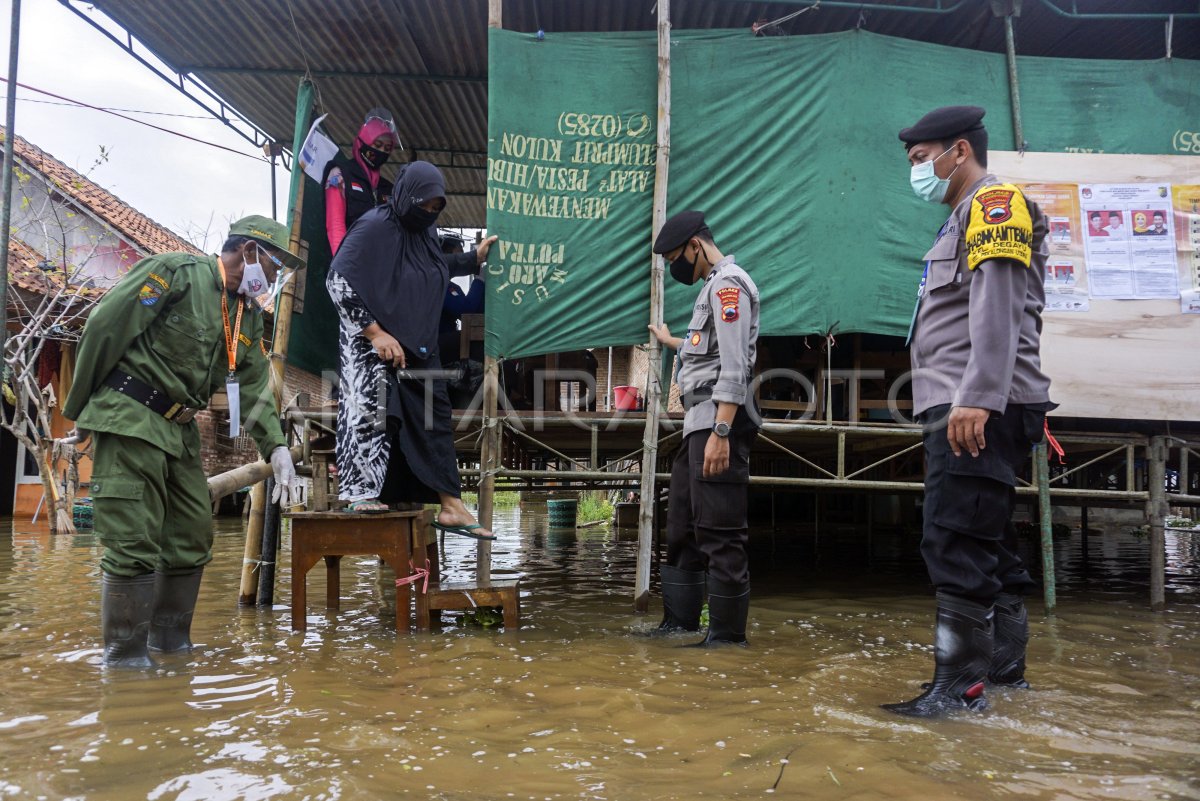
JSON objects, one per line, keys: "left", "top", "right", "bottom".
{"left": 226, "top": 375, "right": 241, "bottom": 437}
{"left": 217, "top": 260, "right": 247, "bottom": 437}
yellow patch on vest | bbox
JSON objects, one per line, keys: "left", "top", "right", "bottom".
{"left": 965, "top": 183, "right": 1033, "bottom": 270}
{"left": 238, "top": 333, "right": 253, "bottom": 347}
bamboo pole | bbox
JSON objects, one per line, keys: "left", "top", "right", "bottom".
{"left": 240, "top": 483, "right": 267, "bottom": 606}
{"left": 1003, "top": 14, "right": 1026, "bottom": 151}
{"left": 634, "top": 0, "right": 671, "bottom": 613}
{"left": 1147, "top": 436, "right": 1167, "bottom": 611}
{"left": 244, "top": 79, "right": 314, "bottom": 606}
{"left": 478, "top": 359, "right": 499, "bottom": 575}
{"left": 211, "top": 445, "right": 303, "bottom": 502}
{"left": 1035, "top": 441, "right": 1056, "bottom": 614}
{"left": 476, "top": 0, "right": 503, "bottom": 577}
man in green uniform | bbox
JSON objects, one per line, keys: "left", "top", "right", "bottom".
{"left": 63, "top": 215, "right": 305, "bottom": 668}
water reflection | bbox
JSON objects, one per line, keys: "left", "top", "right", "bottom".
{"left": 0, "top": 507, "right": 1196, "bottom": 800}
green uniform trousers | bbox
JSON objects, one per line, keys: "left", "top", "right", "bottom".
{"left": 90, "top": 429, "right": 213, "bottom": 577}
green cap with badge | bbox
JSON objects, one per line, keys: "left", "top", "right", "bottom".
{"left": 228, "top": 215, "right": 306, "bottom": 271}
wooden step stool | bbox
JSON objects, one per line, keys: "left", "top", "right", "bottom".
{"left": 416, "top": 579, "right": 521, "bottom": 631}
{"left": 285, "top": 509, "right": 436, "bottom": 633}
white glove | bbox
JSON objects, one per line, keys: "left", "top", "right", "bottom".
{"left": 60, "top": 427, "right": 92, "bottom": 446}
{"left": 269, "top": 447, "right": 301, "bottom": 507}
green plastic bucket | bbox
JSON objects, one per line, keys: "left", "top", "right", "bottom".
{"left": 546, "top": 498, "right": 578, "bottom": 527}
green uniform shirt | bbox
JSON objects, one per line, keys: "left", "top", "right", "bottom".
{"left": 63, "top": 252, "right": 286, "bottom": 461}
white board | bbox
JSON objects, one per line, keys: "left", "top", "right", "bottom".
{"left": 991, "top": 151, "right": 1200, "bottom": 422}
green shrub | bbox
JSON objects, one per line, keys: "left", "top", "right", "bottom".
{"left": 460, "top": 491, "right": 520, "bottom": 508}
{"left": 577, "top": 492, "right": 613, "bottom": 524}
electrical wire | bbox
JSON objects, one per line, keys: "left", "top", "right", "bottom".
{"left": 0, "top": 77, "right": 269, "bottom": 162}
{"left": 0, "top": 94, "right": 216, "bottom": 119}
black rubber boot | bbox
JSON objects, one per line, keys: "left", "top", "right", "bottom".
{"left": 148, "top": 567, "right": 204, "bottom": 653}
{"left": 689, "top": 577, "right": 749, "bottom": 648}
{"left": 881, "top": 593, "right": 992, "bottom": 718}
{"left": 642, "top": 564, "right": 705, "bottom": 635}
{"left": 988, "top": 592, "right": 1030, "bottom": 688}
{"left": 101, "top": 573, "right": 156, "bottom": 669}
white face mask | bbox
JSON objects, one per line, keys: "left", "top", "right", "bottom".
{"left": 238, "top": 244, "right": 270, "bottom": 297}
{"left": 909, "top": 146, "right": 960, "bottom": 204}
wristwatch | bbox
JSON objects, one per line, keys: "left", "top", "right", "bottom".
{"left": 712, "top": 420, "right": 731, "bottom": 438}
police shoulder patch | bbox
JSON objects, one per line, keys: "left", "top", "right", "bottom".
{"left": 715, "top": 286, "right": 741, "bottom": 323}
{"left": 966, "top": 183, "right": 1033, "bottom": 270}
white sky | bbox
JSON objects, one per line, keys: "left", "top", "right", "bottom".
{"left": 1, "top": 0, "right": 290, "bottom": 252}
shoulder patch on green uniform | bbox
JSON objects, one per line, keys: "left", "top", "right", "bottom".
{"left": 138, "top": 280, "right": 164, "bottom": 306}
{"left": 966, "top": 183, "right": 1033, "bottom": 270}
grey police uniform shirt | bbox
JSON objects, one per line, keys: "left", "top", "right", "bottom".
{"left": 910, "top": 174, "right": 1053, "bottom": 417}
{"left": 676, "top": 255, "right": 760, "bottom": 436}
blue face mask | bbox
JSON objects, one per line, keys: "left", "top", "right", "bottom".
{"left": 909, "top": 146, "right": 960, "bottom": 203}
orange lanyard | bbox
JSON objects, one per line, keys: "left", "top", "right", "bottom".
{"left": 216, "top": 259, "right": 245, "bottom": 378}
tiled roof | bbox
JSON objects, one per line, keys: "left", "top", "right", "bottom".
{"left": 7, "top": 236, "right": 106, "bottom": 303}
{"left": 2, "top": 126, "right": 202, "bottom": 257}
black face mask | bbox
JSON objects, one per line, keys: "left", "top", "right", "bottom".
{"left": 400, "top": 204, "right": 441, "bottom": 232}
{"left": 669, "top": 242, "right": 701, "bottom": 285}
{"left": 359, "top": 142, "right": 391, "bottom": 170}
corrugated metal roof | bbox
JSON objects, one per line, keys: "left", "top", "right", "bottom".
{"left": 80, "top": 0, "right": 1199, "bottom": 228}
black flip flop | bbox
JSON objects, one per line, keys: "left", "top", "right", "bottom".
{"left": 432, "top": 522, "right": 497, "bottom": 541}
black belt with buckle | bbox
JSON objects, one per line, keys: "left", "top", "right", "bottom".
{"left": 681, "top": 381, "right": 716, "bottom": 411}
{"left": 103, "top": 371, "right": 199, "bottom": 424}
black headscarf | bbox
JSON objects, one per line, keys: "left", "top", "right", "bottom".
{"left": 329, "top": 161, "right": 449, "bottom": 358}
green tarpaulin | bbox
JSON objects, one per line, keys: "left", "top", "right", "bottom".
{"left": 286, "top": 28, "right": 1198, "bottom": 372}
{"left": 482, "top": 28, "right": 1200, "bottom": 360}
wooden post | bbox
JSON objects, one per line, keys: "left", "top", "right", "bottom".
{"left": 634, "top": 0, "right": 670, "bottom": 613}
{"left": 240, "top": 482, "right": 267, "bottom": 605}
{"left": 243, "top": 78, "right": 314, "bottom": 606}
{"left": 1035, "top": 441, "right": 1056, "bottom": 614}
{"left": 1147, "top": 436, "right": 1167, "bottom": 611}
{"left": 476, "top": 0, "right": 502, "bottom": 577}
{"left": 477, "top": 358, "right": 499, "bottom": 575}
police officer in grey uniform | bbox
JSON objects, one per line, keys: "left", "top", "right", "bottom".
{"left": 883, "top": 106, "right": 1056, "bottom": 717}
{"left": 648, "top": 211, "right": 760, "bottom": 647}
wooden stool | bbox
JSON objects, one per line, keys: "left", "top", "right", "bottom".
{"left": 286, "top": 510, "right": 435, "bottom": 633}
{"left": 416, "top": 579, "right": 521, "bottom": 631}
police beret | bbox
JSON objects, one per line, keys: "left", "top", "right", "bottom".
{"left": 653, "top": 210, "right": 709, "bottom": 254}
{"left": 898, "top": 106, "right": 986, "bottom": 149}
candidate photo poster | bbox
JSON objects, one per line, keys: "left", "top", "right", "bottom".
{"left": 1172, "top": 185, "right": 1200, "bottom": 314}
{"left": 1021, "top": 182, "right": 1089, "bottom": 312}
{"left": 1079, "top": 183, "right": 1179, "bottom": 300}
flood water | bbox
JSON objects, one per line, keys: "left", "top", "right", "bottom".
{"left": 1, "top": 505, "right": 1198, "bottom": 801}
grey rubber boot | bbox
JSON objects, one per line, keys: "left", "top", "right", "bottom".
{"left": 644, "top": 564, "right": 705, "bottom": 635}
{"left": 689, "top": 577, "right": 749, "bottom": 648}
{"left": 988, "top": 592, "right": 1030, "bottom": 688}
{"left": 148, "top": 567, "right": 204, "bottom": 653}
{"left": 881, "top": 592, "right": 993, "bottom": 718}
{"left": 101, "top": 573, "right": 156, "bottom": 668}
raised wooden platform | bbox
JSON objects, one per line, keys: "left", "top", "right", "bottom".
{"left": 416, "top": 579, "right": 520, "bottom": 631}
{"left": 285, "top": 509, "right": 435, "bottom": 633}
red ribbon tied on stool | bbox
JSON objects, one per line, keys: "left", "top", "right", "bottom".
{"left": 395, "top": 559, "right": 431, "bottom": 594}
{"left": 1044, "top": 419, "right": 1065, "bottom": 465}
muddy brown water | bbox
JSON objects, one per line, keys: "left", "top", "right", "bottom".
{"left": 0, "top": 507, "right": 1197, "bottom": 801}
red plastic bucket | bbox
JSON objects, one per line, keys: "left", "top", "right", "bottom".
{"left": 612, "top": 385, "right": 641, "bottom": 411}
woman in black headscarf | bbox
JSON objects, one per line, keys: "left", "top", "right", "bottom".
{"left": 326, "top": 161, "right": 497, "bottom": 536}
